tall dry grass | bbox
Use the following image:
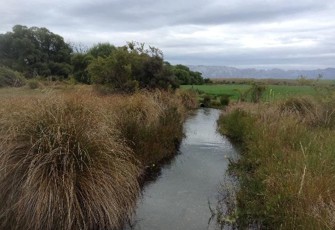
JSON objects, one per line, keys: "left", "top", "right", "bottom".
{"left": 109, "top": 90, "right": 186, "bottom": 165}
{"left": 218, "top": 96, "right": 335, "bottom": 229}
{"left": 0, "top": 94, "right": 141, "bottom": 230}
{"left": 0, "top": 88, "right": 192, "bottom": 229}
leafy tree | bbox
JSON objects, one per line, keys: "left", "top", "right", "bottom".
{"left": 174, "top": 68, "right": 190, "bottom": 85}
{"left": 173, "top": 64, "right": 204, "bottom": 85}
{"left": 88, "top": 42, "right": 178, "bottom": 92}
{"left": 204, "top": 78, "right": 212, "bottom": 84}
{"left": 0, "top": 25, "right": 72, "bottom": 78}
{"left": 88, "top": 47, "right": 133, "bottom": 91}
{"left": 88, "top": 43, "right": 116, "bottom": 58}
{"left": 71, "top": 53, "right": 93, "bottom": 84}
{"left": 189, "top": 71, "right": 204, "bottom": 85}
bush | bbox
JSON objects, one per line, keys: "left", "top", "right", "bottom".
{"left": 202, "top": 95, "right": 212, "bottom": 107}
{"left": 27, "top": 79, "right": 40, "bottom": 89}
{"left": 220, "top": 95, "right": 230, "bottom": 106}
{"left": 249, "top": 84, "right": 266, "bottom": 103}
{"left": 0, "top": 66, "right": 26, "bottom": 87}
{"left": 218, "top": 109, "right": 255, "bottom": 143}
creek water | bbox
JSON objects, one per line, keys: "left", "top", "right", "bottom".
{"left": 127, "top": 108, "right": 239, "bottom": 230}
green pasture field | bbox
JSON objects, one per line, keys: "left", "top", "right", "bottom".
{"left": 181, "top": 84, "right": 320, "bottom": 101}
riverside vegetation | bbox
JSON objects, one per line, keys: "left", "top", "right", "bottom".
{"left": 1, "top": 24, "right": 334, "bottom": 229}
{"left": 218, "top": 87, "right": 335, "bottom": 229}
{"left": 0, "top": 25, "right": 200, "bottom": 230}
{"left": 0, "top": 88, "right": 198, "bottom": 230}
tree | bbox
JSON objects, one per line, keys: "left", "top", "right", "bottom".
{"left": 71, "top": 53, "right": 93, "bottom": 84}
{"left": 88, "top": 42, "right": 179, "bottom": 92}
{"left": 0, "top": 25, "right": 72, "bottom": 78}
{"left": 88, "top": 43, "right": 116, "bottom": 58}
{"left": 173, "top": 64, "right": 204, "bottom": 85}
{"left": 88, "top": 47, "right": 133, "bottom": 91}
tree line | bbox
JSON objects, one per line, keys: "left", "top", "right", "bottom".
{"left": 0, "top": 25, "right": 206, "bottom": 91}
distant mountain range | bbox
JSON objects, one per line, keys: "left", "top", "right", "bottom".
{"left": 188, "top": 65, "right": 335, "bottom": 79}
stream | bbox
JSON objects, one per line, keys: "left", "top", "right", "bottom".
{"left": 127, "top": 108, "right": 239, "bottom": 230}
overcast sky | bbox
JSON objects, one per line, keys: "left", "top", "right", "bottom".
{"left": 1, "top": 0, "right": 335, "bottom": 69}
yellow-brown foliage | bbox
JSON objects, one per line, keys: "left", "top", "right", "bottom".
{"left": 219, "top": 96, "right": 335, "bottom": 229}
{"left": 0, "top": 94, "right": 141, "bottom": 230}
{"left": 0, "top": 87, "right": 192, "bottom": 229}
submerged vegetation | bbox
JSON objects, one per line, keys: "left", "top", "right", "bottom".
{"left": 218, "top": 90, "right": 335, "bottom": 229}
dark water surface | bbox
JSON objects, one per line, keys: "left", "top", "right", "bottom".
{"left": 127, "top": 109, "right": 238, "bottom": 230}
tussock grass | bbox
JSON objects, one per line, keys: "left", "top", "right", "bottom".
{"left": 110, "top": 90, "right": 186, "bottom": 164}
{"left": 176, "top": 89, "right": 199, "bottom": 109}
{"left": 0, "top": 88, "right": 192, "bottom": 229}
{"left": 0, "top": 94, "right": 140, "bottom": 230}
{"left": 218, "top": 96, "right": 335, "bottom": 229}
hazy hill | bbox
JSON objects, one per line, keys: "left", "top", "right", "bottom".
{"left": 188, "top": 65, "right": 335, "bottom": 79}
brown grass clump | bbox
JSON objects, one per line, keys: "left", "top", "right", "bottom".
{"left": 0, "top": 94, "right": 140, "bottom": 230}
{"left": 176, "top": 89, "right": 199, "bottom": 109}
{"left": 110, "top": 90, "right": 186, "bottom": 165}
{"left": 218, "top": 96, "right": 335, "bottom": 229}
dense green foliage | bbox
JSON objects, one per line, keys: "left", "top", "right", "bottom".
{"left": 71, "top": 53, "right": 92, "bottom": 84}
{"left": 88, "top": 42, "right": 179, "bottom": 91}
{"left": 0, "top": 25, "right": 205, "bottom": 91}
{"left": 87, "top": 43, "right": 116, "bottom": 58}
{"left": 172, "top": 64, "right": 204, "bottom": 85}
{"left": 71, "top": 42, "right": 206, "bottom": 90}
{"left": 0, "top": 66, "right": 26, "bottom": 87}
{"left": 0, "top": 25, "right": 72, "bottom": 78}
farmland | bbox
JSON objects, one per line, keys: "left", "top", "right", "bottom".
{"left": 181, "top": 83, "right": 320, "bottom": 101}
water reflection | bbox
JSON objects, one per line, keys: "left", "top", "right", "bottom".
{"left": 126, "top": 109, "right": 239, "bottom": 230}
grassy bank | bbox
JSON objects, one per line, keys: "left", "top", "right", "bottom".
{"left": 0, "top": 87, "right": 197, "bottom": 230}
{"left": 181, "top": 84, "right": 318, "bottom": 101}
{"left": 217, "top": 94, "right": 335, "bottom": 229}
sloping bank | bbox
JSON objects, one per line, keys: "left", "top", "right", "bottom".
{"left": 218, "top": 96, "right": 335, "bottom": 229}
{"left": 0, "top": 89, "right": 197, "bottom": 230}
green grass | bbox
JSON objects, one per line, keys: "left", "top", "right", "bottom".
{"left": 181, "top": 84, "right": 317, "bottom": 101}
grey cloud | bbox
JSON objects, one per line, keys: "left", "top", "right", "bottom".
{"left": 0, "top": 0, "right": 335, "bottom": 69}
{"left": 60, "top": 0, "right": 332, "bottom": 31}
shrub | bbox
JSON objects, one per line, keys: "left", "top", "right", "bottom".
{"left": 202, "top": 95, "right": 212, "bottom": 107}
{"left": 218, "top": 109, "right": 255, "bottom": 143}
{"left": 249, "top": 84, "right": 266, "bottom": 103}
{"left": 27, "top": 79, "right": 40, "bottom": 89}
{"left": 220, "top": 94, "right": 230, "bottom": 106}
{"left": 0, "top": 66, "right": 26, "bottom": 87}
